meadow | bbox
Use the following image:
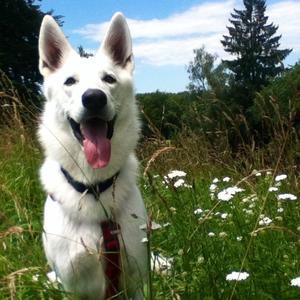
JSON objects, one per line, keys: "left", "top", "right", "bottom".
{"left": 0, "top": 87, "right": 300, "bottom": 300}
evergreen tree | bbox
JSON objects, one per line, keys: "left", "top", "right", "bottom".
{"left": 221, "top": 0, "right": 291, "bottom": 96}
{"left": 78, "top": 46, "right": 94, "bottom": 58}
{"left": 0, "top": 0, "right": 62, "bottom": 93}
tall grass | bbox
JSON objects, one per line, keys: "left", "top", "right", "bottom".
{"left": 1, "top": 74, "right": 300, "bottom": 299}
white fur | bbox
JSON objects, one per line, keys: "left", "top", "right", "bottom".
{"left": 38, "top": 13, "right": 147, "bottom": 299}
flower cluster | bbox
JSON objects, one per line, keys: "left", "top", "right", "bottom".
{"left": 163, "top": 170, "right": 192, "bottom": 188}
{"left": 226, "top": 271, "right": 249, "bottom": 281}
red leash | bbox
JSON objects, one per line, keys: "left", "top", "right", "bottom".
{"left": 101, "top": 220, "right": 121, "bottom": 299}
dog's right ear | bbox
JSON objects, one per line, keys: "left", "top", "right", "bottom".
{"left": 39, "top": 15, "right": 73, "bottom": 77}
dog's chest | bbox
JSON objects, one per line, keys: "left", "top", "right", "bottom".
{"left": 43, "top": 196, "right": 125, "bottom": 296}
{"left": 43, "top": 190, "right": 147, "bottom": 284}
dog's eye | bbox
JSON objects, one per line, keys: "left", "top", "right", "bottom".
{"left": 102, "top": 74, "right": 116, "bottom": 84}
{"left": 64, "top": 77, "right": 77, "bottom": 86}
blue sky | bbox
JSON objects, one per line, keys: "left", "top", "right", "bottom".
{"left": 40, "top": 0, "right": 300, "bottom": 93}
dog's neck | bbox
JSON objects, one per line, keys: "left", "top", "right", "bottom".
{"left": 60, "top": 166, "right": 119, "bottom": 197}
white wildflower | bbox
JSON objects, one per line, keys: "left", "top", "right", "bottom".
{"left": 151, "top": 222, "right": 162, "bottom": 230}
{"left": 268, "top": 187, "right": 278, "bottom": 192}
{"left": 223, "top": 176, "right": 231, "bottom": 182}
{"left": 218, "top": 190, "right": 233, "bottom": 201}
{"left": 277, "top": 207, "right": 284, "bottom": 213}
{"left": 139, "top": 221, "right": 162, "bottom": 231}
{"left": 219, "top": 232, "right": 227, "bottom": 238}
{"left": 32, "top": 274, "right": 39, "bottom": 282}
{"left": 162, "top": 177, "right": 170, "bottom": 188}
{"left": 178, "top": 249, "right": 184, "bottom": 256}
{"left": 226, "top": 271, "right": 249, "bottom": 281}
{"left": 170, "top": 207, "right": 177, "bottom": 213}
{"left": 255, "top": 172, "right": 262, "bottom": 177}
{"left": 209, "top": 183, "right": 217, "bottom": 192}
{"left": 236, "top": 236, "right": 243, "bottom": 241}
{"left": 259, "top": 217, "right": 272, "bottom": 226}
{"left": 174, "top": 178, "right": 185, "bottom": 188}
{"left": 151, "top": 252, "right": 173, "bottom": 275}
{"left": 243, "top": 194, "right": 258, "bottom": 202}
{"left": 217, "top": 186, "right": 245, "bottom": 201}
{"left": 278, "top": 193, "right": 297, "bottom": 201}
{"left": 194, "top": 208, "right": 203, "bottom": 215}
{"left": 184, "top": 183, "right": 192, "bottom": 188}
{"left": 243, "top": 208, "right": 254, "bottom": 215}
{"left": 197, "top": 256, "right": 205, "bottom": 264}
{"left": 266, "top": 171, "right": 272, "bottom": 175}
{"left": 212, "top": 178, "right": 219, "bottom": 183}
{"left": 47, "top": 271, "right": 61, "bottom": 284}
{"left": 167, "top": 170, "right": 186, "bottom": 179}
{"left": 208, "top": 232, "right": 215, "bottom": 237}
{"left": 275, "top": 174, "right": 287, "bottom": 182}
{"left": 221, "top": 213, "right": 228, "bottom": 219}
{"left": 291, "top": 276, "right": 300, "bottom": 287}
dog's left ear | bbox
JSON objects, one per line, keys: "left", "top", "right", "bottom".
{"left": 101, "top": 12, "right": 134, "bottom": 72}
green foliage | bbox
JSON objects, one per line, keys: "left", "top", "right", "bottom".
{"left": 0, "top": 0, "right": 62, "bottom": 93}
{"left": 187, "top": 46, "right": 230, "bottom": 99}
{"left": 144, "top": 169, "right": 300, "bottom": 299}
{"left": 138, "top": 60, "right": 300, "bottom": 151}
{"left": 0, "top": 70, "right": 43, "bottom": 127}
{"left": 185, "top": 0, "right": 296, "bottom": 148}
{"left": 0, "top": 127, "right": 68, "bottom": 299}
{"left": 249, "top": 62, "right": 300, "bottom": 142}
{"left": 221, "top": 0, "right": 291, "bottom": 101}
{"left": 137, "top": 91, "right": 198, "bottom": 138}
{"left": 1, "top": 120, "right": 300, "bottom": 299}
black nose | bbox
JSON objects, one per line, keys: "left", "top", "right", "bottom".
{"left": 82, "top": 89, "right": 107, "bottom": 111}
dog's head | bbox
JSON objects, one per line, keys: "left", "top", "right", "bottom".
{"left": 39, "top": 13, "right": 137, "bottom": 170}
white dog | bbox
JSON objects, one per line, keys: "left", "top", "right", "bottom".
{"left": 38, "top": 13, "right": 148, "bottom": 299}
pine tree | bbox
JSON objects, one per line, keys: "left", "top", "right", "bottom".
{"left": 221, "top": 0, "right": 291, "bottom": 95}
{"left": 0, "top": 0, "right": 62, "bottom": 93}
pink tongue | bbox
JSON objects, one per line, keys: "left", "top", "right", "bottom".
{"left": 81, "top": 119, "right": 111, "bottom": 169}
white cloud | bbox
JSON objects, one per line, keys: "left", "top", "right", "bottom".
{"left": 74, "top": 0, "right": 300, "bottom": 66}
{"left": 268, "top": 1, "right": 300, "bottom": 52}
{"left": 133, "top": 34, "right": 226, "bottom": 66}
{"left": 75, "top": 1, "right": 235, "bottom": 40}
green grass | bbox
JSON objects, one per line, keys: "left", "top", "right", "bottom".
{"left": 0, "top": 128, "right": 68, "bottom": 299}
{"left": 145, "top": 171, "right": 300, "bottom": 299}
{"left": 1, "top": 127, "right": 300, "bottom": 299}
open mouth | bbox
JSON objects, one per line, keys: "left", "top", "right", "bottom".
{"left": 68, "top": 116, "right": 116, "bottom": 169}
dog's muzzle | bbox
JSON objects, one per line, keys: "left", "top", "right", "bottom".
{"left": 67, "top": 88, "right": 116, "bottom": 169}
{"left": 68, "top": 116, "right": 116, "bottom": 145}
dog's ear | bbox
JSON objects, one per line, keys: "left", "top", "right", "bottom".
{"left": 39, "top": 15, "right": 73, "bottom": 76}
{"left": 101, "top": 12, "right": 134, "bottom": 72}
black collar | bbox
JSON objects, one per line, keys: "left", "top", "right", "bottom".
{"left": 61, "top": 167, "right": 119, "bottom": 197}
